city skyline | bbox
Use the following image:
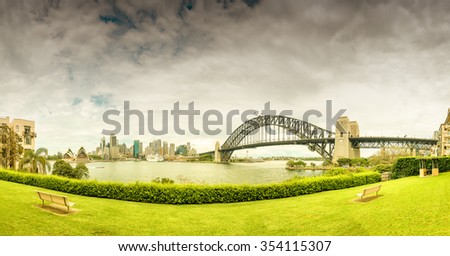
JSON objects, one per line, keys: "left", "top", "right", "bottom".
{"left": 1, "top": 1, "right": 449, "bottom": 156}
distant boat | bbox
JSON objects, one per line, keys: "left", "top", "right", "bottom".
{"left": 146, "top": 154, "right": 164, "bottom": 162}
{"left": 95, "top": 166, "right": 105, "bottom": 169}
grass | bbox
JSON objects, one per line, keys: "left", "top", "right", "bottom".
{"left": 0, "top": 172, "right": 449, "bottom": 235}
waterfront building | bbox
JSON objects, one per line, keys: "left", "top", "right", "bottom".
{"left": 0, "top": 116, "right": 36, "bottom": 152}
{"left": 63, "top": 148, "right": 75, "bottom": 159}
{"left": 76, "top": 147, "right": 90, "bottom": 163}
{"left": 1, "top": 116, "right": 36, "bottom": 168}
{"left": 438, "top": 108, "right": 450, "bottom": 156}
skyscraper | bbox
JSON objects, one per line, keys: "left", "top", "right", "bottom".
{"left": 110, "top": 134, "right": 117, "bottom": 147}
{"left": 153, "top": 139, "right": 161, "bottom": 155}
{"left": 163, "top": 141, "right": 168, "bottom": 156}
{"left": 133, "top": 140, "right": 140, "bottom": 158}
{"left": 169, "top": 143, "right": 175, "bottom": 156}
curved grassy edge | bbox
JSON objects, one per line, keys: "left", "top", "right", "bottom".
{"left": 0, "top": 169, "right": 380, "bottom": 204}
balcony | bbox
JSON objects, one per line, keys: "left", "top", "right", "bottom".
{"left": 22, "top": 132, "right": 37, "bottom": 138}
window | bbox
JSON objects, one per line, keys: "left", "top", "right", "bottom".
{"left": 25, "top": 137, "right": 31, "bottom": 145}
{"left": 24, "top": 126, "right": 31, "bottom": 135}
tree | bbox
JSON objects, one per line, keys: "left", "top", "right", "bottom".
{"left": 175, "top": 145, "right": 188, "bottom": 156}
{"left": 74, "top": 163, "right": 89, "bottom": 179}
{"left": 52, "top": 160, "right": 89, "bottom": 179}
{"left": 368, "top": 149, "right": 410, "bottom": 165}
{"left": 0, "top": 125, "right": 23, "bottom": 169}
{"left": 52, "top": 160, "right": 74, "bottom": 177}
{"left": 199, "top": 154, "right": 213, "bottom": 161}
{"left": 287, "top": 160, "right": 307, "bottom": 167}
{"left": 337, "top": 158, "right": 352, "bottom": 167}
{"left": 19, "top": 148, "right": 50, "bottom": 174}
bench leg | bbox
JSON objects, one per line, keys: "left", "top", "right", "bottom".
{"left": 41, "top": 200, "right": 44, "bottom": 207}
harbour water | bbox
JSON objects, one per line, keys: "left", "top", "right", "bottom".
{"left": 82, "top": 160, "right": 324, "bottom": 184}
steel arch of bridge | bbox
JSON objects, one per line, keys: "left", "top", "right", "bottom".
{"left": 220, "top": 115, "right": 335, "bottom": 162}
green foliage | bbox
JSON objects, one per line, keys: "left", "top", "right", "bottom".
{"left": 0, "top": 125, "right": 23, "bottom": 169}
{"left": 337, "top": 158, "right": 352, "bottom": 167}
{"left": 19, "top": 148, "right": 50, "bottom": 174}
{"left": 175, "top": 145, "right": 188, "bottom": 156}
{"left": 88, "top": 154, "right": 102, "bottom": 160}
{"left": 372, "top": 164, "right": 393, "bottom": 174}
{"left": 323, "top": 167, "right": 350, "bottom": 176}
{"left": 392, "top": 157, "right": 450, "bottom": 179}
{"left": 0, "top": 169, "right": 380, "bottom": 204}
{"left": 52, "top": 160, "right": 89, "bottom": 179}
{"left": 47, "top": 154, "right": 62, "bottom": 160}
{"left": 336, "top": 158, "right": 369, "bottom": 167}
{"left": 287, "top": 160, "right": 307, "bottom": 166}
{"left": 392, "top": 157, "right": 420, "bottom": 179}
{"left": 368, "top": 149, "right": 410, "bottom": 165}
{"left": 199, "top": 154, "right": 213, "bottom": 161}
{"left": 310, "top": 162, "right": 316, "bottom": 167}
{"left": 322, "top": 159, "right": 334, "bottom": 167}
{"left": 152, "top": 177, "right": 175, "bottom": 184}
{"left": 52, "top": 160, "right": 73, "bottom": 177}
{"left": 74, "top": 163, "right": 89, "bottom": 179}
{"left": 323, "top": 167, "right": 369, "bottom": 176}
{"left": 350, "top": 158, "right": 369, "bottom": 167}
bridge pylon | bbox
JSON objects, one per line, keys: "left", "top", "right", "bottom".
{"left": 332, "top": 116, "right": 360, "bottom": 163}
{"left": 214, "top": 141, "right": 222, "bottom": 163}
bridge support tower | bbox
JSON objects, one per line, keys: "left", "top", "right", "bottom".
{"left": 332, "top": 116, "right": 361, "bottom": 163}
{"left": 214, "top": 141, "right": 222, "bottom": 163}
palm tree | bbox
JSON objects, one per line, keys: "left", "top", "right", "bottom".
{"left": 19, "top": 148, "right": 51, "bottom": 174}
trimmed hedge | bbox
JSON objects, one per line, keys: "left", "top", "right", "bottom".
{"left": 392, "top": 156, "right": 450, "bottom": 179}
{"left": 0, "top": 169, "right": 380, "bottom": 204}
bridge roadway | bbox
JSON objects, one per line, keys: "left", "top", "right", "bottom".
{"left": 201, "top": 136, "right": 437, "bottom": 155}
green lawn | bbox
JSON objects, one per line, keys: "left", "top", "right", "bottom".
{"left": 0, "top": 172, "right": 449, "bottom": 235}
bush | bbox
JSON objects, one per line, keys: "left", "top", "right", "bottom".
{"left": 323, "top": 168, "right": 350, "bottom": 176}
{"left": 0, "top": 169, "right": 381, "bottom": 204}
{"left": 199, "top": 154, "right": 213, "bottom": 161}
{"left": 337, "top": 158, "right": 352, "bottom": 167}
{"left": 372, "top": 164, "right": 393, "bottom": 174}
{"left": 152, "top": 177, "right": 175, "bottom": 184}
{"left": 350, "top": 158, "right": 369, "bottom": 167}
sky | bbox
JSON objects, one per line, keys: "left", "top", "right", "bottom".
{"left": 0, "top": 0, "right": 449, "bottom": 157}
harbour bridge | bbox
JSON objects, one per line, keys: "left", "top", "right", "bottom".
{"left": 201, "top": 115, "right": 437, "bottom": 163}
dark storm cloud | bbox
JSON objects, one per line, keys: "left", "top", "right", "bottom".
{"left": 0, "top": 0, "right": 449, "bottom": 153}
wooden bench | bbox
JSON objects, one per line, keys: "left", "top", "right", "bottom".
{"left": 355, "top": 185, "right": 381, "bottom": 200}
{"left": 36, "top": 191, "right": 75, "bottom": 213}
